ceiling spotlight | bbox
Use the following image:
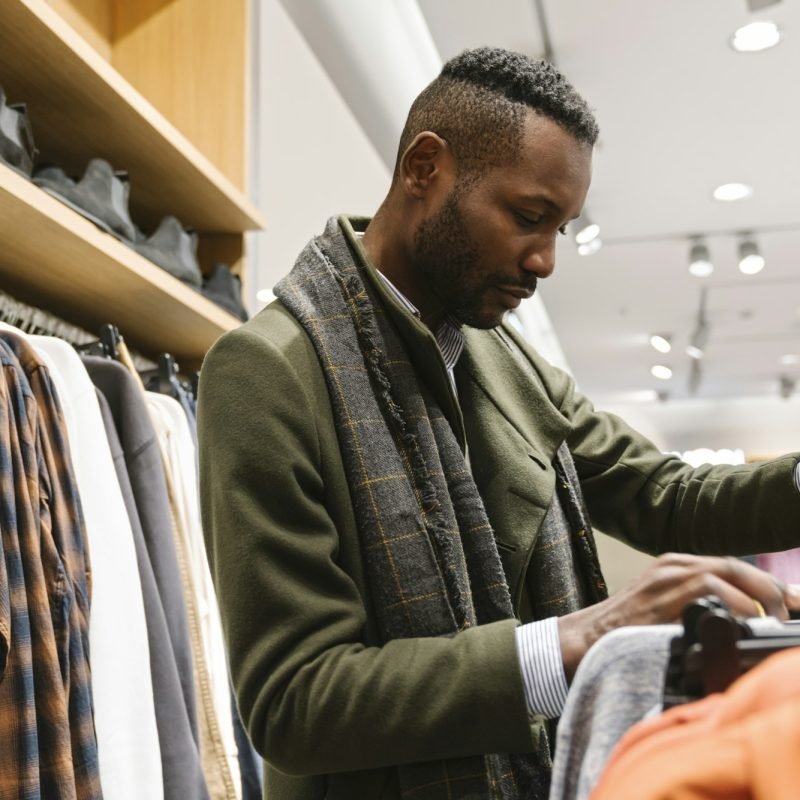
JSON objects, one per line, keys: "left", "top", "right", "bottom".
{"left": 651, "top": 364, "right": 673, "bottom": 380}
{"left": 780, "top": 354, "right": 800, "bottom": 366}
{"left": 687, "top": 287, "right": 710, "bottom": 359}
{"left": 713, "top": 182, "right": 753, "bottom": 202}
{"left": 779, "top": 375, "right": 796, "bottom": 400}
{"left": 688, "top": 239, "right": 714, "bottom": 277}
{"left": 730, "top": 20, "right": 782, "bottom": 53}
{"left": 738, "top": 237, "right": 765, "bottom": 275}
{"left": 574, "top": 212, "right": 600, "bottom": 245}
{"left": 577, "top": 238, "right": 602, "bottom": 256}
{"left": 650, "top": 334, "right": 672, "bottom": 354}
{"left": 686, "top": 345, "right": 704, "bottom": 360}
{"left": 688, "top": 358, "right": 703, "bottom": 396}
{"left": 256, "top": 288, "right": 276, "bottom": 303}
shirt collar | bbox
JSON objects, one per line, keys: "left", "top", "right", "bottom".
{"left": 352, "top": 229, "right": 465, "bottom": 373}
{"left": 374, "top": 270, "right": 465, "bottom": 374}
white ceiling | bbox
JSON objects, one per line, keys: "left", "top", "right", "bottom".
{"left": 416, "top": 0, "right": 800, "bottom": 403}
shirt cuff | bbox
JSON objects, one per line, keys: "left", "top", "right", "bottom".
{"left": 514, "top": 617, "right": 569, "bottom": 719}
{"left": 795, "top": 462, "right": 800, "bottom": 493}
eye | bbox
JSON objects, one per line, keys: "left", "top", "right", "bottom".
{"left": 513, "top": 210, "right": 542, "bottom": 229}
{"left": 558, "top": 224, "right": 568, "bottom": 236}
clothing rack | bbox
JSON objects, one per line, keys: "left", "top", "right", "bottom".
{"left": 0, "top": 288, "right": 95, "bottom": 345}
{"left": 0, "top": 289, "right": 170, "bottom": 374}
{"left": 663, "top": 596, "right": 800, "bottom": 708}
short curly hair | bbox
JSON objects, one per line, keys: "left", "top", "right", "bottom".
{"left": 394, "top": 47, "right": 598, "bottom": 181}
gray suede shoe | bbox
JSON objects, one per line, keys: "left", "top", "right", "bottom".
{"left": 33, "top": 158, "right": 137, "bottom": 241}
{"left": 202, "top": 263, "right": 248, "bottom": 321}
{"left": 0, "top": 88, "right": 37, "bottom": 178}
{"left": 132, "top": 216, "right": 203, "bottom": 289}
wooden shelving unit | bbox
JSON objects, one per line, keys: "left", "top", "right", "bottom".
{"left": 0, "top": 0, "right": 261, "bottom": 365}
{"left": 0, "top": 163, "right": 238, "bottom": 368}
{"left": 0, "top": 0, "right": 264, "bottom": 233}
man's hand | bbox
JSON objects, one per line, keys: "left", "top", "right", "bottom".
{"left": 558, "top": 553, "right": 800, "bottom": 682}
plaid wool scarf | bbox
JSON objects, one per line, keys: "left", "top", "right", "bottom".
{"left": 275, "top": 216, "right": 606, "bottom": 799}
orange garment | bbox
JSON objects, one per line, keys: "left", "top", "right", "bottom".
{"left": 591, "top": 646, "right": 800, "bottom": 800}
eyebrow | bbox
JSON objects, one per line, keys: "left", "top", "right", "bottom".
{"left": 516, "top": 194, "right": 565, "bottom": 216}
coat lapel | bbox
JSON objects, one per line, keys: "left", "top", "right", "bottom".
{"left": 456, "top": 327, "right": 571, "bottom": 611}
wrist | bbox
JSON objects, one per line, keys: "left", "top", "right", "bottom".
{"left": 557, "top": 607, "right": 596, "bottom": 683}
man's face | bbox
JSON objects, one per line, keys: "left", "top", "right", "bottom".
{"left": 411, "top": 112, "right": 592, "bottom": 329}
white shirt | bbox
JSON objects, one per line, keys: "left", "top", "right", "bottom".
{"left": 27, "top": 332, "right": 165, "bottom": 799}
{"left": 146, "top": 392, "right": 242, "bottom": 798}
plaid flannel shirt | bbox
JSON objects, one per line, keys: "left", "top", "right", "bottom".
{"left": 0, "top": 333, "right": 101, "bottom": 799}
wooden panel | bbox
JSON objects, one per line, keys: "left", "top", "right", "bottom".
{"left": 43, "top": 0, "right": 112, "bottom": 58}
{"left": 0, "top": 0, "right": 264, "bottom": 233}
{"left": 113, "top": 0, "right": 249, "bottom": 191}
{"left": 0, "top": 163, "right": 238, "bottom": 368}
{"left": 198, "top": 234, "right": 245, "bottom": 276}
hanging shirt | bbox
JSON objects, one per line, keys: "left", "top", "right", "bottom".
{"left": 147, "top": 392, "right": 242, "bottom": 800}
{"left": 0, "top": 334, "right": 102, "bottom": 799}
{"left": 27, "top": 333, "right": 164, "bottom": 800}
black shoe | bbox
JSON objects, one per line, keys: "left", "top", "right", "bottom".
{"left": 201, "top": 263, "right": 248, "bottom": 321}
{"left": 132, "top": 216, "right": 203, "bottom": 289}
{"left": 33, "top": 158, "right": 137, "bottom": 241}
{"left": 0, "top": 87, "right": 37, "bottom": 178}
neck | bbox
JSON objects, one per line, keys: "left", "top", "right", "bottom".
{"left": 362, "top": 204, "right": 446, "bottom": 331}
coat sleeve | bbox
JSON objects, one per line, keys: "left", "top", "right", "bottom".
{"left": 507, "top": 329, "right": 800, "bottom": 558}
{"left": 197, "top": 316, "right": 536, "bottom": 777}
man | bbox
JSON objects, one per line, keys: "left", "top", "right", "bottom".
{"left": 198, "top": 47, "right": 800, "bottom": 799}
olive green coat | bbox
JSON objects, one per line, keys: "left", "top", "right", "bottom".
{"left": 198, "top": 258, "right": 800, "bottom": 800}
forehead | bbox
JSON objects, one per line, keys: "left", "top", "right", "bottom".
{"left": 478, "top": 110, "right": 593, "bottom": 213}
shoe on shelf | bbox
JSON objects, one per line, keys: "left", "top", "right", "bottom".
{"left": 201, "top": 263, "right": 248, "bottom": 321}
{"left": 132, "top": 216, "right": 203, "bottom": 289}
{"left": 0, "top": 87, "right": 37, "bottom": 178}
{"left": 33, "top": 158, "right": 137, "bottom": 242}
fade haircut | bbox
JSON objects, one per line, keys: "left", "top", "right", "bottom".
{"left": 394, "top": 47, "right": 599, "bottom": 184}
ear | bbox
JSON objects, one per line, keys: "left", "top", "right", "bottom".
{"left": 398, "top": 132, "right": 453, "bottom": 199}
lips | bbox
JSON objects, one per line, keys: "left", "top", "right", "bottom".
{"left": 496, "top": 285, "right": 535, "bottom": 301}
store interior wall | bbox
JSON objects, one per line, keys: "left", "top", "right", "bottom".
{"left": 247, "top": 0, "right": 390, "bottom": 308}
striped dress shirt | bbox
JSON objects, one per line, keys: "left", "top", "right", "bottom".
{"left": 375, "top": 268, "right": 568, "bottom": 719}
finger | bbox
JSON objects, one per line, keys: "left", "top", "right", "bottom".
{"left": 700, "top": 557, "right": 788, "bottom": 619}
{"left": 786, "top": 584, "right": 800, "bottom": 610}
{"left": 692, "top": 573, "right": 780, "bottom": 620}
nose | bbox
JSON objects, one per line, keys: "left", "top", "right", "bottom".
{"left": 520, "top": 236, "right": 556, "bottom": 278}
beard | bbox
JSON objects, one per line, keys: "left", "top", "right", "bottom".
{"left": 412, "top": 190, "right": 536, "bottom": 329}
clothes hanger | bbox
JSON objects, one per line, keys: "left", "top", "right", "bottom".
{"left": 139, "top": 352, "right": 183, "bottom": 400}
{"left": 75, "top": 323, "right": 123, "bottom": 360}
{"left": 663, "top": 596, "right": 800, "bottom": 709}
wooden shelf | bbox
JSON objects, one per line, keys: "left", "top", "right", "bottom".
{"left": 0, "top": 0, "right": 266, "bottom": 235}
{"left": 0, "top": 162, "right": 239, "bottom": 369}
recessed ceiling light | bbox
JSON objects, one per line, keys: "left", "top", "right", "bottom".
{"left": 573, "top": 212, "right": 600, "bottom": 246}
{"left": 713, "top": 182, "right": 753, "bottom": 202}
{"left": 578, "top": 238, "right": 602, "bottom": 256}
{"left": 780, "top": 354, "right": 800, "bottom": 366}
{"left": 651, "top": 364, "right": 673, "bottom": 380}
{"left": 650, "top": 334, "right": 672, "bottom": 354}
{"left": 256, "top": 288, "right": 275, "bottom": 303}
{"left": 730, "top": 20, "right": 782, "bottom": 53}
